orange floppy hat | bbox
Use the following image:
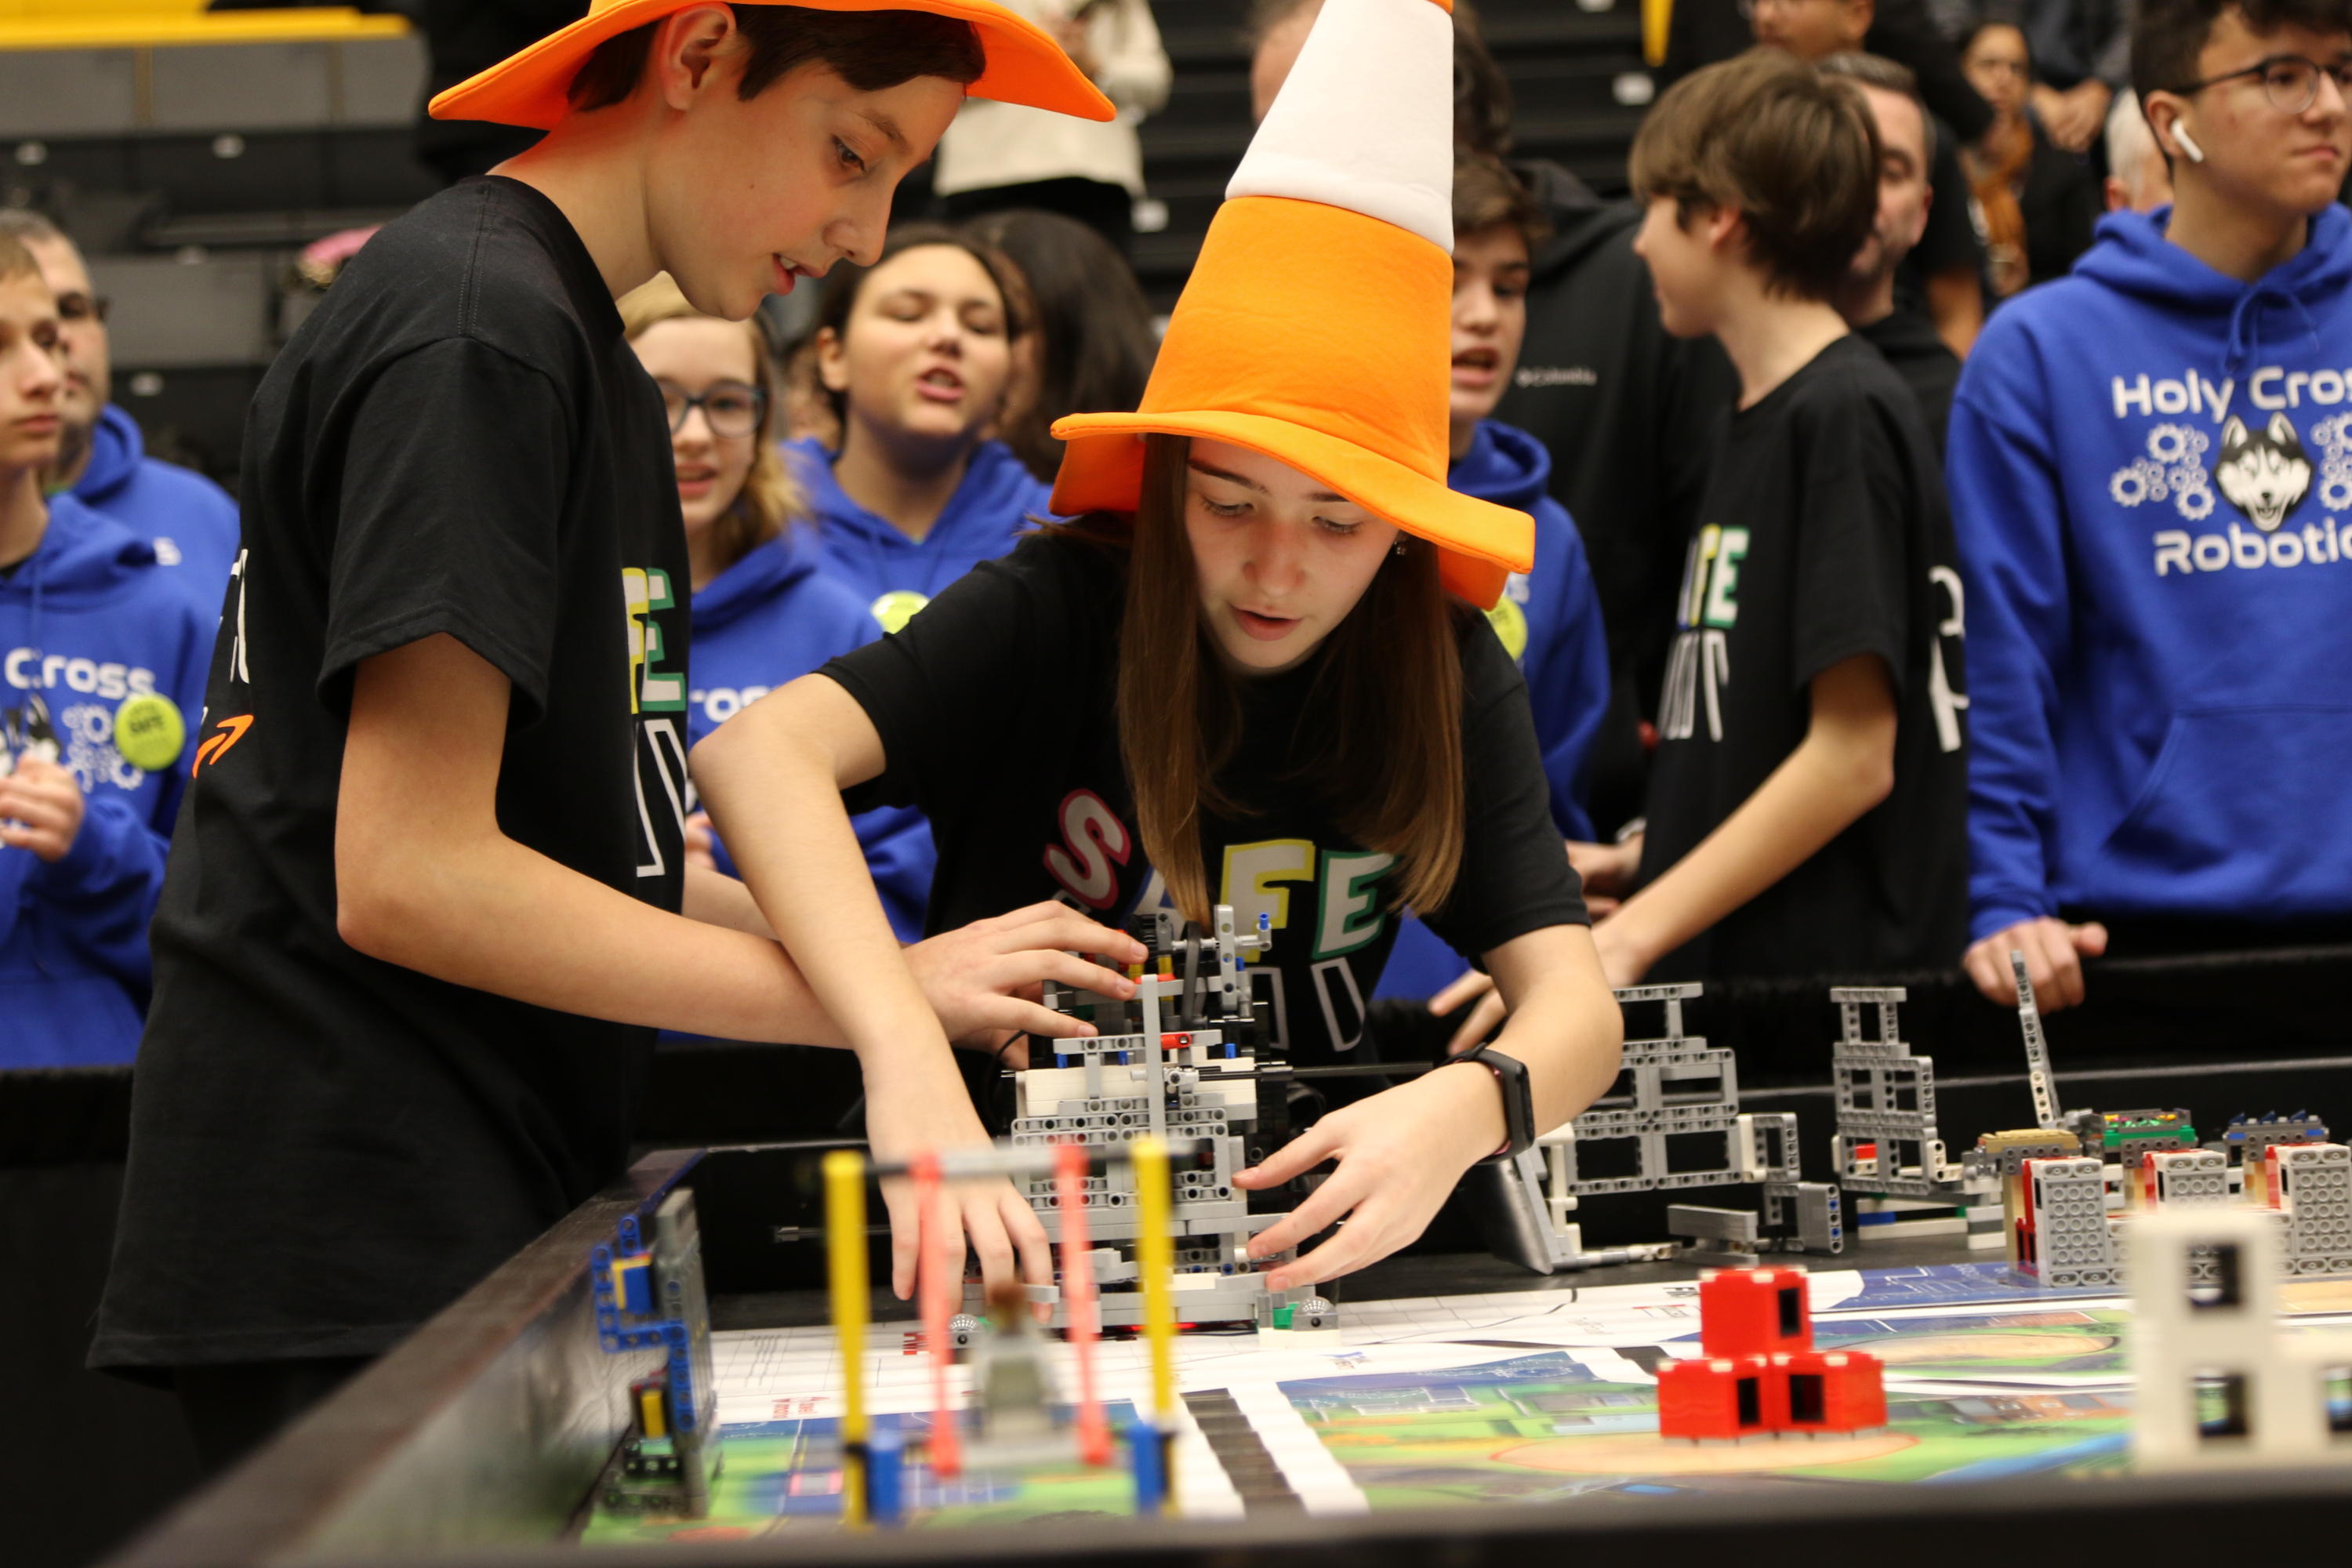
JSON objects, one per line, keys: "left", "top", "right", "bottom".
{"left": 1048, "top": 0, "right": 1530, "bottom": 610}
{"left": 429, "top": 0, "right": 1116, "bottom": 131}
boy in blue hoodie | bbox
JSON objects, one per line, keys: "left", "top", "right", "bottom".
{"left": 0, "top": 235, "right": 209, "bottom": 1066}
{"left": 1378, "top": 153, "right": 1611, "bottom": 1028}
{"left": 1952, "top": 0, "right": 2352, "bottom": 1011}
{"left": 0, "top": 212, "right": 241, "bottom": 603}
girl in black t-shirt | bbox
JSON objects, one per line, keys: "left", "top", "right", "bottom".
{"left": 695, "top": 0, "right": 1624, "bottom": 1305}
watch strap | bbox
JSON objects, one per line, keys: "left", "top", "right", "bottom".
{"left": 1452, "top": 1041, "right": 1536, "bottom": 1161}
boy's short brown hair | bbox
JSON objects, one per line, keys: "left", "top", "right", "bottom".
{"left": 1628, "top": 47, "right": 1879, "bottom": 302}
{"left": 2132, "top": 0, "right": 2352, "bottom": 102}
{"left": 570, "top": 5, "right": 985, "bottom": 113}
{"left": 1453, "top": 151, "right": 1552, "bottom": 255}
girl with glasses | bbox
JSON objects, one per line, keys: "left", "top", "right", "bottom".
{"left": 622, "top": 275, "right": 935, "bottom": 957}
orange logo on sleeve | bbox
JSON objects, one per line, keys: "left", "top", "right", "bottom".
{"left": 191, "top": 714, "right": 253, "bottom": 776}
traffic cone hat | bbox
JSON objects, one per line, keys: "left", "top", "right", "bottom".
{"left": 430, "top": 0, "right": 1114, "bottom": 130}
{"left": 1048, "top": 0, "right": 1529, "bottom": 608}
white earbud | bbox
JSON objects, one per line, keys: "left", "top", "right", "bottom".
{"left": 2173, "top": 122, "right": 2207, "bottom": 164}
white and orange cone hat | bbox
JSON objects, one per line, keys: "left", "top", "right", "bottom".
{"left": 1048, "top": 0, "right": 1530, "bottom": 608}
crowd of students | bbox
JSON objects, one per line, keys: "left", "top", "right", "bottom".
{"left": 0, "top": 0, "right": 2345, "bottom": 1476}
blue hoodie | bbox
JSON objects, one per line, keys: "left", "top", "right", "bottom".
{"left": 70, "top": 404, "right": 240, "bottom": 608}
{"left": 685, "top": 524, "right": 937, "bottom": 942}
{"left": 1378, "top": 419, "right": 1611, "bottom": 1000}
{"left": 1951, "top": 204, "right": 2352, "bottom": 938}
{"left": 789, "top": 436, "right": 1052, "bottom": 629}
{"left": 2, "top": 494, "right": 210, "bottom": 1065}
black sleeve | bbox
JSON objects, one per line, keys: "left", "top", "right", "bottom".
{"left": 1913, "top": 130, "right": 1987, "bottom": 277}
{"left": 819, "top": 538, "right": 1079, "bottom": 816}
{"left": 1421, "top": 620, "right": 1592, "bottom": 966}
{"left": 321, "top": 336, "right": 572, "bottom": 722}
{"left": 1789, "top": 386, "right": 1914, "bottom": 700}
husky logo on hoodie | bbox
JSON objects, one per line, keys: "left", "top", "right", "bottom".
{"left": 2213, "top": 412, "right": 2314, "bottom": 532}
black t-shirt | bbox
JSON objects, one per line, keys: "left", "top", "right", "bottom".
{"left": 822, "top": 533, "right": 1588, "bottom": 1065}
{"left": 1856, "top": 307, "right": 1962, "bottom": 463}
{"left": 1636, "top": 335, "right": 1968, "bottom": 980}
{"left": 94, "top": 178, "right": 690, "bottom": 1369}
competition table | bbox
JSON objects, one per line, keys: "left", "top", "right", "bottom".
{"left": 103, "top": 1096, "right": 2352, "bottom": 1568}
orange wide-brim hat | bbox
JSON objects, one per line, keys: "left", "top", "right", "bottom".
{"left": 430, "top": 0, "right": 1115, "bottom": 130}
{"left": 1050, "top": 198, "right": 1531, "bottom": 611}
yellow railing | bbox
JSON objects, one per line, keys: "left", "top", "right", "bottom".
{"left": 0, "top": 3, "right": 408, "bottom": 50}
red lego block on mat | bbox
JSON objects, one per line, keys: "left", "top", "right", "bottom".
{"left": 1697, "top": 1266, "right": 1813, "bottom": 1358}
{"left": 1657, "top": 1355, "right": 1784, "bottom": 1441}
{"left": 1777, "top": 1349, "right": 1886, "bottom": 1435}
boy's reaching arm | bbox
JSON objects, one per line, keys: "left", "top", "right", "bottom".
{"left": 1595, "top": 652, "right": 1898, "bottom": 983}
{"left": 336, "top": 633, "right": 841, "bottom": 1044}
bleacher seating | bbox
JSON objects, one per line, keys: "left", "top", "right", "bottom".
{"left": 0, "top": 8, "right": 434, "bottom": 484}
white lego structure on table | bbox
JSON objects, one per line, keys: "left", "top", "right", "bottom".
{"left": 1000, "top": 904, "right": 1328, "bottom": 1330}
{"left": 2130, "top": 1205, "right": 2352, "bottom": 1472}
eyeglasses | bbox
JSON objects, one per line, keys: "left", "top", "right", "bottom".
{"left": 657, "top": 379, "right": 766, "bottom": 438}
{"left": 2170, "top": 53, "right": 2352, "bottom": 113}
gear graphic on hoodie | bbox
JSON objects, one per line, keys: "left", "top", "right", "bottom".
{"left": 2111, "top": 425, "right": 2216, "bottom": 520}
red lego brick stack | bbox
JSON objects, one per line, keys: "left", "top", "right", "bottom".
{"left": 1656, "top": 1267, "right": 1886, "bottom": 1441}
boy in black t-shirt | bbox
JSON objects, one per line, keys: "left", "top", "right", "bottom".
{"left": 1577, "top": 49, "right": 1969, "bottom": 984}
{"left": 93, "top": 2, "right": 1117, "bottom": 1471}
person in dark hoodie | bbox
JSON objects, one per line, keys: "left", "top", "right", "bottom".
{"left": 0, "top": 212, "right": 241, "bottom": 604}
{"left": 797, "top": 223, "right": 1053, "bottom": 635}
{"left": 1377, "top": 154, "right": 1610, "bottom": 1033}
{"left": 1953, "top": 0, "right": 2352, "bottom": 1011}
{"left": 618, "top": 274, "right": 932, "bottom": 944}
{"left": 1823, "top": 53, "right": 1965, "bottom": 457}
{"left": 0, "top": 234, "right": 209, "bottom": 1066}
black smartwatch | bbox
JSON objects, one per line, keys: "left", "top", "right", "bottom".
{"left": 1450, "top": 1040, "right": 1535, "bottom": 1161}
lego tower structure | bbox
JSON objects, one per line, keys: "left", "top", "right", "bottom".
{"left": 1828, "top": 986, "right": 1977, "bottom": 1201}
{"left": 1002, "top": 904, "right": 1326, "bottom": 1329}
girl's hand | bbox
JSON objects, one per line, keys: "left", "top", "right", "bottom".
{"left": 862, "top": 1078, "right": 1056, "bottom": 1305}
{"left": 903, "top": 901, "right": 1148, "bottom": 1044}
{"left": 1566, "top": 833, "right": 1641, "bottom": 898}
{"left": 1431, "top": 967, "right": 1506, "bottom": 1057}
{"left": 1232, "top": 1062, "right": 1506, "bottom": 1289}
{"left": 0, "top": 757, "right": 85, "bottom": 863}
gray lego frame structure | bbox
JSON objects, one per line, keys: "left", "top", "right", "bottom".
{"left": 1480, "top": 984, "right": 1837, "bottom": 1274}
{"left": 1828, "top": 986, "right": 1988, "bottom": 1206}
{"left": 997, "top": 903, "right": 1325, "bottom": 1330}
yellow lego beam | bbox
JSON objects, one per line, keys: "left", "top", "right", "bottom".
{"left": 0, "top": 5, "right": 407, "bottom": 51}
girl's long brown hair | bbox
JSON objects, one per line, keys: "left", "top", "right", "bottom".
{"left": 1101, "top": 434, "right": 1467, "bottom": 930}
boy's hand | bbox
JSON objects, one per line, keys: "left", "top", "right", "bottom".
{"left": 903, "top": 900, "right": 1147, "bottom": 1044}
{"left": 1589, "top": 913, "right": 1653, "bottom": 989}
{"left": 1235, "top": 1060, "right": 1506, "bottom": 1288}
{"left": 862, "top": 1080, "right": 1056, "bottom": 1307}
{"left": 0, "top": 757, "right": 85, "bottom": 862}
{"left": 1964, "top": 917, "right": 2108, "bottom": 1011}
{"left": 682, "top": 811, "right": 718, "bottom": 873}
